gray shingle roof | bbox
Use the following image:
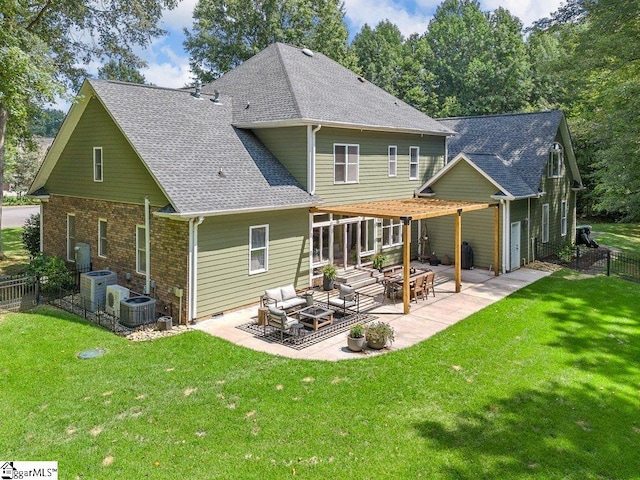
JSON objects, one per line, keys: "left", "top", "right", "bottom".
{"left": 204, "top": 43, "right": 453, "bottom": 135}
{"left": 438, "top": 111, "right": 565, "bottom": 197}
{"left": 89, "top": 78, "right": 317, "bottom": 215}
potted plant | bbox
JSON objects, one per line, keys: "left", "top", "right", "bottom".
{"left": 371, "top": 253, "right": 387, "bottom": 271}
{"left": 321, "top": 264, "right": 337, "bottom": 291}
{"left": 347, "top": 323, "right": 366, "bottom": 352}
{"left": 365, "top": 321, "right": 395, "bottom": 350}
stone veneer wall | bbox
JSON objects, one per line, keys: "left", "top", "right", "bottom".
{"left": 42, "top": 195, "right": 190, "bottom": 323}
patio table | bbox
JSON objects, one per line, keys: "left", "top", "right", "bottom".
{"left": 298, "top": 305, "right": 334, "bottom": 331}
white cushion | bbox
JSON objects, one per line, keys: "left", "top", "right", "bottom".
{"left": 280, "top": 284, "right": 297, "bottom": 300}
{"left": 265, "top": 288, "right": 282, "bottom": 302}
{"left": 339, "top": 284, "right": 355, "bottom": 300}
{"left": 268, "top": 305, "right": 285, "bottom": 317}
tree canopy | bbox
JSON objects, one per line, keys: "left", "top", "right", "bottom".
{"left": 184, "top": 0, "right": 353, "bottom": 81}
{"left": 0, "top": 0, "right": 178, "bottom": 256}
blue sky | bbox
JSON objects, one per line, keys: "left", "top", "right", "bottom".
{"left": 55, "top": 0, "right": 563, "bottom": 110}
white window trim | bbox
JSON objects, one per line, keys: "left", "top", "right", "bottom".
{"left": 136, "top": 225, "right": 146, "bottom": 275}
{"left": 560, "top": 200, "right": 567, "bottom": 237}
{"left": 333, "top": 143, "right": 359, "bottom": 184}
{"left": 542, "top": 204, "right": 550, "bottom": 244}
{"left": 388, "top": 145, "right": 397, "bottom": 177}
{"left": 249, "top": 224, "right": 269, "bottom": 275}
{"left": 98, "top": 218, "right": 107, "bottom": 258}
{"left": 93, "top": 147, "right": 103, "bottom": 182}
{"left": 66, "top": 213, "right": 75, "bottom": 262}
{"left": 382, "top": 219, "right": 403, "bottom": 248}
{"left": 409, "top": 146, "right": 420, "bottom": 180}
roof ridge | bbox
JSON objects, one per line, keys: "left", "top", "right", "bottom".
{"left": 89, "top": 77, "right": 219, "bottom": 98}
{"left": 439, "top": 110, "right": 562, "bottom": 121}
{"left": 275, "top": 43, "right": 303, "bottom": 118}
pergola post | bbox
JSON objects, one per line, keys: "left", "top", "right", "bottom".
{"left": 454, "top": 209, "right": 462, "bottom": 293}
{"left": 401, "top": 216, "right": 412, "bottom": 314}
{"left": 494, "top": 204, "right": 500, "bottom": 276}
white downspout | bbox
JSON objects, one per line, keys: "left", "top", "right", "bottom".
{"left": 39, "top": 202, "right": 44, "bottom": 253}
{"left": 307, "top": 124, "right": 321, "bottom": 194}
{"left": 187, "top": 218, "right": 194, "bottom": 322}
{"left": 144, "top": 197, "right": 151, "bottom": 294}
{"left": 501, "top": 199, "right": 509, "bottom": 273}
{"left": 527, "top": 198, "right": 531, "bottom": 263}
{"left": 190, "top": 216, "right": 204, "bottom": 323}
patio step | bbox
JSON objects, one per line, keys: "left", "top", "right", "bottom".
{"left": 336, "top": 268, "right": 382, "bottom": 290}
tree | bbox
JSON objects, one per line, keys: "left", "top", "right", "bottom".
{"left": 4, "top": 142, "right": 42, "bottom": 194}
{"left": 28, "top": 108, "right": 65, "bottom": 138}
{"left": 423, "top": 0, "right": 532, "bottom": 116}
{"left": 98, "top": 59, "right": 147, "bottom": 84}
{"left": 184, "top": 0, "right": 352, "bottom": 81}
{"left": 0, "top": 0, "right": 178, "bottom": 258}
{"left": 534, "top": 0, "right": 640, "bottom": 220}
{"left": 351, "top": 20, "right": 405, "bottom": 96}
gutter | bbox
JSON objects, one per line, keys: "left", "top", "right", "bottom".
{"left": 153, "top": 201, "right": 319, "bottom": 220}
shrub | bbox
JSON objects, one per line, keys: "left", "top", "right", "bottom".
{"left": 26, "top": 254, "right": 74, "bottom": 296}
{"left": 22, "top": 213, "right": 40, "bottom": 258}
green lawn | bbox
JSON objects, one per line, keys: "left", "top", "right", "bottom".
{"left": 1, "top": 271, "right": 638, "bottom": 479}
{"left": 0, "top": 227, "right": 29, "bottom": 275}
{"left": 587, "top": 221, "right": 640, "bottom": 254}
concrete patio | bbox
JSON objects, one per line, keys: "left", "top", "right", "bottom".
{"left": 193, "top": 264, "right": 551, "bottom": 361}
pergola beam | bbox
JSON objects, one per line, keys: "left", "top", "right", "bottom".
{"left": 311, "top": 198, "right": 500, "bottom": 314}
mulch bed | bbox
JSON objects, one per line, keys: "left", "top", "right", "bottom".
{"left": 236, "top": 309, "right": 378, "bottom": 350}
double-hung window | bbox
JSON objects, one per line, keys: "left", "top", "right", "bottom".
{"left": 542, "top": 204, "right": 550, "bottom": 243}
{"left": 409, "top": 146, "right": 419, "bottom": 180}
{"left": 136, "top": 225, "right": 146, "bottom": 274}
{"left": 548, "top": 142, "right": 563, "bottom": 178}
{"left": 388, "top": 146, "right": 397, "bottom": 177}
{"left": 67, "top": 214, "right": 76, "bottom": 261}
{"left": 560, "top": 200, "right": 567, "bottom": 237}
{"left": 382, "top": 219, "right": 402, "bottom": 247}
{"left": 93, "top": 147, "right": 103, "bottom": 182}
{"left": 334, "top": 144, "right": 359, "bottom": 183}
{"left": 249, "top": 225, "right": 268, "bottom": 274}
{"left": 98, "top": 219, "right": 107, "bottom": 258}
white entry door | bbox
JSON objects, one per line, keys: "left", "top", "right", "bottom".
{"left": 510, "top": 221, "right": 521, "bottom": 271}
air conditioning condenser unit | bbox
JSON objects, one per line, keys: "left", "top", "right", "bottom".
{"left": 106, "top": 285, "right": 130, "bottom": 318}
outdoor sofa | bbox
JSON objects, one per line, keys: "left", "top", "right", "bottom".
{"left": 261, "top": 284, "right": 308, "bottom": 312}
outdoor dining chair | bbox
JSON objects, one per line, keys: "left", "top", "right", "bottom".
{"left": 423, "top": 271, "right": 435, "bottom": 298}
{"left": 410, "top": 274, "right": 426, "bottom": 303}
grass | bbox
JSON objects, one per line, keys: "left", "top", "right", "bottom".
{"left": 586, "top": 221, "right": 640, "bottom": 255}
{"left": 0, "top": 227, "right": 29, "bottom": 275}
{"left": 1, "top": 271, "right": 638, "bottom": 479}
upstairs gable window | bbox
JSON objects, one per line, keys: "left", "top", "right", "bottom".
{"left": 548, "top": 142, "right": 563, "bottom": 178}
{"left": 334, "top": 144, "right": 359, "bottom": 183}
{"left": 93, "top": 147, "right": 103, "bottom": 182}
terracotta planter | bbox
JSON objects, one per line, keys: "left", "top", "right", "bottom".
{"left": 347, "top": 336, "right": 366, "bottom": 352}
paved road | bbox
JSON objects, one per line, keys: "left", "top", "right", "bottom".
{"left": 1, "top": 205, "right": 40, "bottom": 229}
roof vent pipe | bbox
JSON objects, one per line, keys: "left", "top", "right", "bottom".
{"left": 192, "top": 80, "right": 202, "bottom": 98}
{"left": 302, "top": 48, "right": 314, "bottom": 57}
{"left": 212, "top": 89, "right": 220, "bottom": 103}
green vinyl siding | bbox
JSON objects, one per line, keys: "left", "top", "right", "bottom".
{"left": 196, "top": 209, "right": 309, "bottom": 316}
{"left": 315, "top": 128, "right": 445, "bottom": 206}
{"left": 45, "top": 97, "right": 167, "bottom": 207}
{"left": 427, "top": 161, "right": 502, "bottom": 269}
{"left": 253, "top": 127, "right": 308, "bottom": 189}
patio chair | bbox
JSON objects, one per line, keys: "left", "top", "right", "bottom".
{"left": 410, "top": 274, "right": 426, "bottom": 303}
{"left": 382, "top": 277, "right": 400, "bottom": 304}
{"left": 265, "top": 305, "right": 298, "bottom": 340}
{"left": 327, "top": 283, "right": 360, "bottom": 316}
{"left": 423, "top": 271, "right": 435, "bottom": 298}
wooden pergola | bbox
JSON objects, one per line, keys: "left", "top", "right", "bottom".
{"left": 311, "top": 198, "right": 500, "bottom": 314}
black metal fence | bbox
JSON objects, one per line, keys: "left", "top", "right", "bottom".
{"left": 0, "top": 266, "right": 173, "bottom": 334}
{"left": 535, "top": 238, "right": 640, "bottom": 283}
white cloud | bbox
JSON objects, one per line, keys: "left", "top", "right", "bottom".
{"left": 160, "top": 0, "right": 198, "bottom": 31}
{"left": 344, "top": 0, "right": 433, "bottom": 37}
{"left": 480, "top": 0, "right": 563, "bottom": 27}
